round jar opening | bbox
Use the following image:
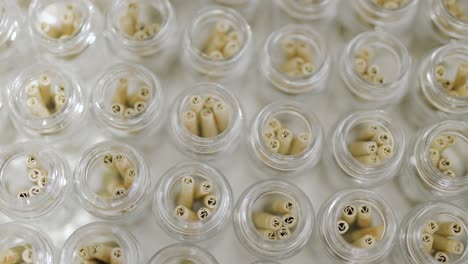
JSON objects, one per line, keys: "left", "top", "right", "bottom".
{"left": 234, "top": 180, "right": 314, "bottom": 260}
{"left": 277, "top": 0, "right": 335, "bottom": 21}
{"left": 73, "top": 141, "right": 150, "bottom": 219}
{"left": 60, "top": 222, "right": 141, "bottom": 264}
{"left": 251, "top": 101, "right": 323, "bottom": 173}
{"left": 0, "top": 223, "right": 56, "bottom": 264}
{"left": 319, "top": 189, "right": 397, "bottom": 263}
{"left": 148, "top": 243, "right": 218, "bottom": 264}
{"left": 154, "top": 162, "right": 233, "bottom": 241}
{"left": 332, "top": 110, "right": 405, "bottom": 185}
{"left": 0, "top": 142, "right": 68, "bottom": 219}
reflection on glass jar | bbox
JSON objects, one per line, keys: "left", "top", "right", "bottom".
{"left": 148, "top": 243, "right": 219, "bottom": 264}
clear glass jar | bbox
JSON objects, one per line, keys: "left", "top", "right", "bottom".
{"left": 148, "top": 243, "right": 219, "bottom": 264}
{"left": 318, "top": 189, "right": 398, "bottom": 263}
{"left": 0, "top": 223, "right": 57, "bottom": 264}
{"left": 170, "top": 82, "right": 243, "bottom": 161}
{"left": 0, "top": 141, "right": 70, "bottom": 220}
{"left": 234, "top": 179, "right": 314, "bottom": 260}
{"left": 27, "top": 0, "right": 105, "bottom": 79}
{"left": 105, "top": 0, "right": 178, "bottom": 74}
{"left": 404, "top": 42, "right": 468, "bottom": 128}
{"left": 206, "top": 0, "right": 259, "bottom": 23}
{"left": 338, "top": 0, "right": 419, "bottom": 45}
{"left": 399, "top": 120, "right": 468, "bottom": 203}
{"left": 6, "top": 63, "right": 87, "bottom": 146}
{"left": 90, "top": 62, "right": 165, "bottom": 142}
{"left": 248, "top": 101, "right": 324, "bottom": 177}
{"left": 257, "top": 24, "right": 331, "bottom": 108}
{"left": 0, "top": 92, "right": 12, "bottom": 143}
{"left": 395, "top": 202, "right": 468, "bottom": 264}
{"left": 73, "top": 141, "right": 152, "bottom": 222}
{"left": 153, "top": 162, "right": 233, "bottom": 241}
{"left": 60, "top": 221, "right": 142, "bottom": 264}
{"left": 181, "top": 6, "right": 253, "bottom": 87}
{"left": 0, "top": 0, "right": 21, "bottom": 73}
{"left": 333, "top": 30, "right": 411, "bottom": 113}
{"left": 273, "top": 0, "right": 337, "bottom": 32}
{"left": 324, "top": 110, "right": 405, "bottom": 189}
{"left": 416, "top": 0, "right": 468, "bottom": 48}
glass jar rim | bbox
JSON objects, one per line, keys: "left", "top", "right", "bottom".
{"left": 234, "top": 179, "right": 314, "bottom": 260}
{"left": 332, "top": 110, "right": 405, "bottom": 185}
{"left": 91, "top": 62, "right": 164, "bottom": 130}
{"left": 0, "top": 222, "right": 57, "bottom": 264}
{"left": 276, "top": 0, "right": 335, "bottom": 21}
{"left": 341, "top": 30, "right": 411, "bottom": 102}
{"left": 318, "top": 189, "right": 397, "bottom": 263}
{"left": 60, "top": 221, "right": 142, "bottom": 263}
{"left": 0, "top": 141, "right": 69, "bottom": 219}
{"left": 432, "top": 0, "right": 468, "bottom": 41}
{"left": 73, "top": 140, "right": 152, "bottom": 220}
{"left": 153, "top": 161, "right": 233, "bottom": 241}
{"left": 261, "top": 24, "right": 331, "bottom": 94}
{"left": 148, "top": 243, "right": 219, "bottom": 263}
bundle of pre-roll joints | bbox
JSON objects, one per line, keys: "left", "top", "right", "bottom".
{"left": 77, "top": 241, "right": 123, "bottom": 264}
{"left": 174, "top": 176, "right": 217, "bottom": 222}
{"left": 17, "top": 154, "right": 49, "bottom": 199}
{"left": 183, "top": 95, "right": 229, "bottom": 138}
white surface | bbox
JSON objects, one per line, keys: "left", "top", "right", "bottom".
{"left": 1, "top": 0, "right": 467, "bottom": 263}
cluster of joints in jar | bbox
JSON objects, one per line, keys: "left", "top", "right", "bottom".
{"left": 371, "top": 0, "right": 409, "bottom": 9}
{"left": 337, "top": 202, "right": 383, "bottom": 249}
{"left": 422, "top": 217, "right": 465, "bottom": 263}
{"left": 77, "top": 241, "right": 123, "bottom": 264}
{"left": 429, "top": 134, "right": 467, "bottom": 178}
{"left": 173, "top": 176, "right": 217, "bottom": 222}
{"left": 444, "top": 0, "right": 468, "bottom": 22}
{"left": 119, "top": 1, "right": 161, "bottom": 41}
{"left": 435, "top": 62, "right": 468, "bottom": 97}
{"left": 36, "top": 3, "right": 82, "bottom": 39}
{"left": 348, "top": 122, "right": 394, "bottom": 166}
{"left": 354, "top": 47, "right": 386, "bottom": 85}
{"left": 0, "top": 244, "right": 34, "bottom": 264}
{"left": 202, "top": 19, "right": 243, "bottom": 60}
{"left": 16, "top": 154, "right": 48, "bottom": 200}
{"left": 25, "top": 74, "right": 67, "bottom": 118}
{"left": 262, "top": 118, "right": 311, "bottom": 156}
{"left": 111, "top": 77, "right": 149, "bottom": 118}
{"left": 280, "top": 36, "right": 314, "bottom": 78}
{"left": 101, "top": 153, "right": 136, "bottom": 198}
{"left": 183, "top": 95, "right": 229, "bottom": 138}
{"left": 252, "top": 196, "right": 298, "bottom": 241}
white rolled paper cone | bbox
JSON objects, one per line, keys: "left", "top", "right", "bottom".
{"left": 114, "top": 154, "right": 133, "bottom": 176}
{"left": 356, "top": 47, "right": 374, "bottom": 62}
{"left": 257, "top": 229, "right": 277, "bottom": 240}
{"left": 203, "top": 96, "right": 216, "bottom": 109}
{"left": 281, "top": 57, "right": 304, "bottom": 73}
{"left": 355, "top": 58, "right": 368, "bottom": 74}
{"left": 436, "top": 221, "right": 464, "bottom": 236}
{"left": 301, "top": 62, "right": 314, "bottom": 75}
{"left": 54, "top": 94, "right": 67, "bottom": 112}
{"left": 174, "top": 205, "right": 198, "bottom": 221}
{"left": 120, "top": 15, "right": 135, "bottom": 36}
{"left": 432, "top": 234, "right": 464, "bottom": 254}
{"left": 425, "top": 220, "right": 439, "bottom": 234}
{"left": 200, "top": 109, "right": 219, "bottom": 138}
{"left": 434, "top": 251, "right": 449, "bottom": 263}
{"left": 0, "top": 248, "right": 21, "bottom": 264}
{"left": 431, "top": 136, "right": 449, "bottom": 151}
{"left": 124, "top": 108, "right": 136, "bottom": 117}
{"left": 223, "top": 41, "right": 240, "bottom": 59}
{"left": 215, "top": 19, "right": 230, "bottom": 33}
{"left": 204, "top": 33, "right": 226, "bottom": 54}
{"left": 106, "top": 179, "right": 127, "bottom": 197}
{"left": 372, "top": 131, "right": 390, "bottom": 146}
{"left": 89, "top": 243, "right": 113, "bottom": 263}
{"left": 26, "top": 155, "right": 38, "bottom": 168}
{"left": 341, "top": 204, "right": 357, "bottom": 225}
{"left": 127, "top": 2, "right": 139, "bottom": 23}
{"left": 183, "top": 111, "right": 199, "bottom": 136}
{"left": 296, "top": 41, "right": 312, "bottom": 62}
{"left": 266, "top": 139, "right": 280, "bottom": 153}
{"left": 281, "top": 38, "right": 297, "bottom": 58}
{"left": 282, "top": 214, "right": 297, "bottom": 229}
{"left": 227, "top": 31, "right": 242, "bottom": 44}
{"left": 128, "top": 86, "right": 150, "bottom": 106}
{"left": 27, "top": 97, "right": 50, "bottom": 118}
{"left": 454, "top": 63, "right": 468, "bottom": 89}
{"left": 113, "top": 78, "right": 128, "bottom": 105}
{"left": 60, "top": 12, "right": 75, "bottom": 36}
{"left": 25, "top": 83, "right": 40, "bottom": 99}
{"left": 356, "top": 204, "right": 372, "bottom": 228}
{"left": 213, "top": 101, "right": 229, "bottom": 133}
{"left": 356, "top": 123, "right": 379, "bottom": 140}
{"left": 29, "top": 186, "right": 41, "bottom": 197}
{"left": 38, "top": 22, "right": 61, "bottom": 38}
{"left": 290, "top": 132, "right": 310, "bottom": 155}
{"left": 38, "top": 74, "right": 52, "bottom": 103}
{"left": 344, "top": 225, "right": 384, "bottom": 242}
{"left": 267, "top": 198, "right": 295, "bottom": 214}
{"left": 337, "top": 220, "right": 350, "bottom": 235}
{"left": 277, "top": 226, "right": 291, "bottom": 240}
{"left": 193, "top": 180, "right": 213, "bottom": 199}
{"left": 189, "top": 95, "right": 204, "bottom": 113}
{"left": 438, "top": 158, "right": 451, "bottom": 171}
{"left": 436, "top": 64, "right": 446, "bottom": 78}
{"left": 208, "top": 50, "right": 223, "bottom": 60}
{"left": 203, "top": 194, "right": 218, "bottom": 209}
{"left": 177, "top": 176, "right": 195, "bottom": 209}
{"left": 355, "top": 154, "right": 380, "bottom": 166}
{"left": 352, "top": 235, "right": 376, "bottom": 248}
{"left": 262, "top": 128, "right": 276, "bottom": 141}
{"left": 197, "top": 207, "right": 212, "bottom": 221}
{"left": 267, "top": 118, "right": 282, "bottom": 133}
{"left": 21, "top": 247, "right": 33, "bottom": 263}
{"left": 110, "top": 247, "right": 123, "bottom": 264}
{"left": 277, "top": 128, "right": 293, "bottom": 155}
{"left": 123, "top": 168, "right": 136, "bottom": 189}
{"left": 349, "top": 141, "right": 378, "bottom": 156}
{"left": 134, "top": 101, "right": 147, "bottom": 113}
{"left": 377, "top": 144, "right": 393, "bottom": 160}
{"left": 144, "top": 23, "right": 160, "bottom": 37}
{"left": 441, "top": 147, "right": 464, "bottom": 177}
{"left": 367, "top": 64, "right": 380, "bottom": 76}
{"left": 422, "top": 233, "right": 433, "bottom": 252}
{"left": 28, "top": 168, "right": 42, "bottom": 182}
{"left": 133, "top": 30, "right": 147, "bottom": 40}
{"left": 429, "top": 148, "right": 441, "bottom": 167}
{"left": 111, "top": 104, "right": 125, "bottom": 116}
{"left": 253, "top": 212, "right": 282, "bottom": 231}
{"left": 17, "top": 189, "right": 29, "bottom": 199}
{"left": 77, "top": 245, "right": 93, "bottom": 260}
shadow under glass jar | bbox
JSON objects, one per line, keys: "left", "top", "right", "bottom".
{"left": 105, "top": 0, "right": 178, "bottom": 74}
{"left": 338, "top": 0, "right": 419, "bottom": 44}
{"left": 27, "top": 0, "right": 104, "bottom": 78}
{"left": 396, "top": 202, "right": 468, "bottom": 264}
{"left": 249, "top": 101, "right": 324, "bottom": 177}
{"left": 153, "top": 162, "right": 233, "bottom": 242}
{"left": 59, "top": 221, "right": 142, "bottom": 264}
{"left": 7, "top": 63, "right": 87, "bottom": 146}
{"left": 399, "top": 120, "right": 468, "bottom": 203}
{"left": 148, "top": 243, "right": 219, "bottom": 264}
{"left": 171, "top": 82, "right": 243, "bottom": 161}
{"left": 182, "top": 6, "right": 253, "bottom": 86}
{"left": 0, "top": 223, "right": 57, "bottom": 264}
{"left": 73, "top": 141, "right": 152, "bottom": 221}
{"left": 334, "top": 30, "right": 411, "bottom": 113}
{"left": 325, "top": 110, "right": 405, "bottom": 189}
{"left": 318, "top": 189, "right": 397, "bottom": 264}
{"left": 0, "top": 141, "right": 70, "bottom": 221}
{"left": 258, "top": 24, "right": 331, "bottom": 106}
{"left": 234, "top": 179, "right": 314, "bottom": 260}
{"left": 91, "top": 62, "right": 165, "bottom": 142}
{"left": 404, "top": 42, "right": 468, "bottom": 128}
